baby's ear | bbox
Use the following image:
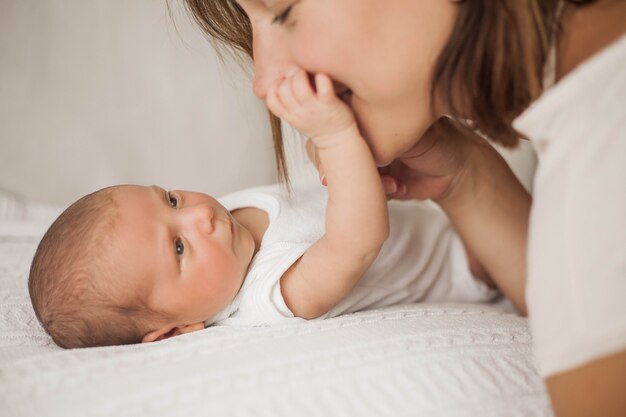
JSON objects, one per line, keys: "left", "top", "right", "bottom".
{"left": 141, "top": 323, "right": 205, "bottom": 343}
{"left": 178, "top": 322, "right": 205, "bottom": 335}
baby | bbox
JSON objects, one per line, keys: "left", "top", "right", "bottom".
{"left": 29, "top": 70, "right": 496, "bottom": 348}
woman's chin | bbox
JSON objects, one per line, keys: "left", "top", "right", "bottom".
{"left": 371, "top": 147, "right": 396, "bottom": 168}
{"left": 365, "top": 125, "right": 432, "bottom": 168}
{"left": 375, "top": 156, "right": 394, "bottom": 168}
{"left": 370, "top": 138, "right": 417, "bottom": 167}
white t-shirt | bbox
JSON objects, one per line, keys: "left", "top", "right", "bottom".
{"left": 514, "top": 34, "right": 626, "bottom": 377}
{"left": 207, "top": 185, "right": 496, "bottom": 326}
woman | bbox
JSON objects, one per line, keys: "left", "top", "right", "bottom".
{"left": 183, "top": 0, "right": 626, "bottom": 415}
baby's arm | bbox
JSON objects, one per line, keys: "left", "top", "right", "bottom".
{"left": 266, "top": 70, "right": 389, "bottom": 319}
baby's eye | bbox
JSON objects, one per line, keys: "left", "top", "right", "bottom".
{"left": 167, "top": 192, "right": 179, "bottom": 208}
{"left": 174, "top": 239, "right": 184, "bottom": 257}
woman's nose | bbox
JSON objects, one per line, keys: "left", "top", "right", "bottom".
{"left": 251, "top": 28, "right": 296, "bottom": 100}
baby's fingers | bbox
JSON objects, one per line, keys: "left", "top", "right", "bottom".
{"left": 266, "top": 80, "right": 288, "bottom": 118}
{"left": 315, "top": 73, "right": 336, "bottom": 103}
{"left": 277, "top": 76, "right": 300, "bottom": 113}
{"left": 291, "top": 69, "right": 315, "bottom": 104}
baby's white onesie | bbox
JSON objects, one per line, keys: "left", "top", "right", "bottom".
{"left": 206, "top": 184, "right": 496, "bottom": 326}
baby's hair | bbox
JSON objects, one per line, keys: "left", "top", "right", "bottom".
{"left": 28, "top": 187, "right": 161, "bottom": 348}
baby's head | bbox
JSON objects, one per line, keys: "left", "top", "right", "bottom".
{"left": 29, "top": 185, "right": 254, "bottom": 348}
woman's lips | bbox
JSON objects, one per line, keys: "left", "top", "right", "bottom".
{"left": 332, "top": 81, "right": 352, "bottom": 103}
{"left": 339, "top": 89, "right": 353, "bottom": 104}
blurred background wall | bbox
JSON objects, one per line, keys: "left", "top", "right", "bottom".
{"left": 0, "top": 0, "right": 277, "bottom": 206}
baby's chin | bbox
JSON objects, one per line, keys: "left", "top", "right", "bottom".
{"left": 204, "top": 302, "right": 234, "bottom": 325}
{"left": 241, "top": 225, "right": 257, "bottom": 262}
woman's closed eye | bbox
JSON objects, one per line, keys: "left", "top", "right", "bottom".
{"left": 272, "top": 5, "right": 293, "bottom": 25}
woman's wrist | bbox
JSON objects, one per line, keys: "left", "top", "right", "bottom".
{"left": 434, "top": 135, "right": 531, "bottom": 315}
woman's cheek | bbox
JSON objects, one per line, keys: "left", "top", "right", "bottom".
{"left": 351, "top": 104, "right": 403, "bottom": 166}
{"left": 352, "top": 97, "right": 435, "bottom": 165}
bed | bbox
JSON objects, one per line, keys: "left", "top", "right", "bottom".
{"left": 0, "top": 2, "right": 552, "bottom": 414}
{"left": 0, "top": 189, "right": 553, "bottom": 417}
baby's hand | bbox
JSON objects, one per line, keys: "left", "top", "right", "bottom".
{"left": 266, "top": 69, "right": 356, "bottom": 140}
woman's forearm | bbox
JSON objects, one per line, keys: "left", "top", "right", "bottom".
{"left": 438, "top": 139, "right": 531, "bottom": 315}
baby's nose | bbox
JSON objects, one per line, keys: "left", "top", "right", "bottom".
{"left": 187, "top": 204, "right": 214, "bottom": 234}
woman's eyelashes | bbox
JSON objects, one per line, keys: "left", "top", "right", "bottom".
{"left": 272, "top": 5, "right": 292, "bottom": 25}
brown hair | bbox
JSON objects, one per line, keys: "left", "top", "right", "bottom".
{"left": 182, "top": 0, "right": 590, "bottom": 176}
{"left": 182, "top": 0, "right": 289, "bottom": 184}
{"left": 28, "top": 188, "right": 160, "bottom": 348}
{"left": 433, "top": 0, "right": 560, "bottom": 145}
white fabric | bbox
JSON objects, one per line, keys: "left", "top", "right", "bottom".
{"left": 0, "top": 189, "right": 61, "bottom": 238}
{"left": 514, "top": 34, "right": 626, "bottom": 377}
{"left": 208, "top": 185, "right": 497, "bottom": 326}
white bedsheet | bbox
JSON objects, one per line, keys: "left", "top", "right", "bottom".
{"left": 0, "top": 190, "right": 552, "bottom": 417}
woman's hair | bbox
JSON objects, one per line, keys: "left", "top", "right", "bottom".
{"left": 182, "top": 0, "right": 594, "bottom": 179}
{"left": 28, "top": 188, "right": 164, "bottom": 348}
{"left": 433, "top": 0, "right": 595, "bottom": 145}
{"left": 182, "top": 0, "right": 290, "bottom": 182}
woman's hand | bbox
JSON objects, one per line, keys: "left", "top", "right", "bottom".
{"left": 379, "top": 117, "right": 481, "bottom": 202}
{"left": 380, "top": 117, "right": 531, "bottom": 315}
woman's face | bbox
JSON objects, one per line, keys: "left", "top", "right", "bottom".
{"left": 237, "top": 0, "right": 458, "bottom": 166}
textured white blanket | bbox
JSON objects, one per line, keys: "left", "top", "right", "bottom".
{"left": 0, "top": 191, "right": 552, "bottom": 417}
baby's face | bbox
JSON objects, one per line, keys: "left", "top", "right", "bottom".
{"left": 111, "top": 185, "right": 254, "bottom": 328}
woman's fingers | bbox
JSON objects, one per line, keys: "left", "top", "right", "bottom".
{"left": 378, "top": 168, "right": 409, "bottom": 199}
{"left": 379, "top": 175, "right": 408, "bottom": 198}
{"left": 380, "top": 175, "right": 398, "bottom": 195}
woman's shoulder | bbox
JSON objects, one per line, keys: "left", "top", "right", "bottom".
{"left": 514, "top": 34, "right": 626, "bottom": 147}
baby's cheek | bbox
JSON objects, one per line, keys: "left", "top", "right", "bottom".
{"left": 204, "top": 248, "right": 241, "bottom": 292}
